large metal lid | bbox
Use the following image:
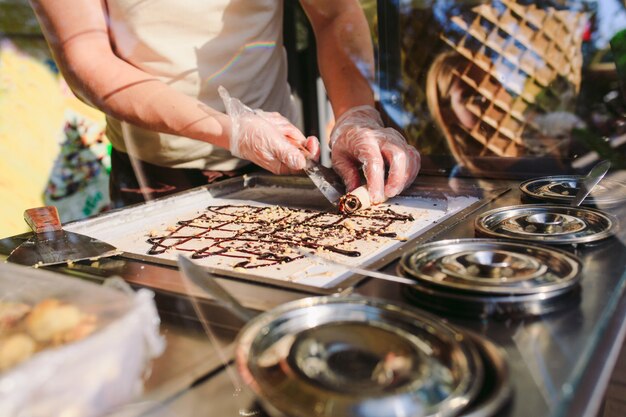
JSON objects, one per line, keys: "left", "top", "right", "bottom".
{"left": 399, "top": 239, "right": 582, "bottom": 296}
{"left": 475, "top": 204, "right": 617, "bottom": 244}
{"left": 519, "top": 175, "right": 626, "bottom": 207}
{"left": 235, "top": 296, "right": 484, "bottom": 417}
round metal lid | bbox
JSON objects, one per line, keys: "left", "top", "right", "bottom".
{"left": 399, "top": 239, "right": 582, "bottom": 296}
{"left": 519, "top": 175, "right": 626, "bottom": 207}
{"left": 236, "top": 296, "right": 484, "bottom": 417}
{"left": 475, "top": 204, "right": 617, "bottom": 245}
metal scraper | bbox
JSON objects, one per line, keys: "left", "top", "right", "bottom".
{"left": 304, "top": 159, "right": 345, "bottom": 206}
{"left": 570, "top": 160, "right": 611, "bottom": 207}
{"left": 283, "top": 135, "right": 345, "bottom": 206}
{"left": 7, "top": 206, "right": 121, "bottom": 267}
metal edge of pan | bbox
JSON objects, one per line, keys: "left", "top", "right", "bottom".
{"left": 474, "top": 205, "right": 618, "bottom": 245}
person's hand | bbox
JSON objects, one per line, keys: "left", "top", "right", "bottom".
{"left": 330, "top": 105, "right": 420, "bottom": 203}
{"left": 219, "top": 86, "right": 319, "bottom": 175}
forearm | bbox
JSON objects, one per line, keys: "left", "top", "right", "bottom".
{"left": 301, "top": 1, "right": 419, "bottom": 202}
{"left": 65, "top": 50, "right": 231, "bottom": 149}
{"left": 30, "top": 0, "right": 230, "bottom": 149}
{"left": 301, "top": 0, "right": 375, "bottom": 118}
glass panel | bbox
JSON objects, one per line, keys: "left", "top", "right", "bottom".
{"left": 366, "top": 1, "right": 626, "bottom": 416}
{"left": 372, "top": 0, "right": 626, "bottom": 179}
{"left": 0, "top": 0, "right": 112, "bottom": 237}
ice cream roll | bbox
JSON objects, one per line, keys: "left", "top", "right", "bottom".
{"left": 338, "top": 186, "right": 372, "bottom": 214}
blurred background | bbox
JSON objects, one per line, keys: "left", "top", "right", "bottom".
{"left": 0, "top": 0, "right": 111, "bottom": 236}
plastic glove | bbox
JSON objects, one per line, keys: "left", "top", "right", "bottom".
{"left": 218, "top": 86, "right": 319, "bottom": 175}
{"left": 330, "top": 105, "right": 420, "bottom": 203}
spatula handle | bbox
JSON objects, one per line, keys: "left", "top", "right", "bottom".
{"left": 285, "top": 134, "right": 313, "bottom": 159}
{"left": 24, "top": 206, "right": 62, "bottom": 234}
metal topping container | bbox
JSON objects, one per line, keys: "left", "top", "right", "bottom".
{"left": 399, "top": 239, "right": 583, "bottom": 318}
{"left": 475, "top": 205, "right": 617, "bottom": 244}
{"left": 400, "top": 239, "right": 581, "bottom": 295}
{"left": 235, "top": 296, "right": 485, "bottom": 417}
{"left": 519, "top": 175, "right": 626, "bottom": 207}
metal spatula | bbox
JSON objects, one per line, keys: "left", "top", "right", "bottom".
{"left": 571, "top": 160, "right": 611, "bottom": 207}
{"left": 304, "top": 159, "right": 345, "bottom": 206}
{"left": 284, "top": 136, "right": 345, "bottom": 206}
{"left": 7, "top": 206, "right": 120, "bottom": 267}
{"left": 177, "top": 255, "right": 255, "bottom": 322}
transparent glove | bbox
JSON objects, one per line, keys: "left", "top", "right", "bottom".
{"left": 218, "top": 86, "right": 319, "bottom": 175}
{"left": 330, "top": 105, "right": 420, "bottom": 203}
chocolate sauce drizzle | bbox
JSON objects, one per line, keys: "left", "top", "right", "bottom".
{"left": 147, "top": 205, "right": 414, "bottom": 269}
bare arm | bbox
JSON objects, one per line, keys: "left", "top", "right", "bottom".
{"left": 299, "top": 0, "right": 419, "bottom": 203}
{"left": 30, "top": 0, "right": 230, "bottom": 149}
{"left": 299, "top": 0, "right": 375, "bottom": 119}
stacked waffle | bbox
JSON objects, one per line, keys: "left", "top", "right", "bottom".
{"left": 427, "top": 0, "right": 587, "bottom": 171}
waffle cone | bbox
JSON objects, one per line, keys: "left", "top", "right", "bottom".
{"left": 427, "top": 0, "right": 587, "bottom": 170}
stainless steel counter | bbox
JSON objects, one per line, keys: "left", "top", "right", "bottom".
{"left": 3, "top": 176, "right": 625, "bottom": 417}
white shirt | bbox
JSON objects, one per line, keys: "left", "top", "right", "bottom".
{"left": 104, "top": 0, "right": 297, "bottom": 169}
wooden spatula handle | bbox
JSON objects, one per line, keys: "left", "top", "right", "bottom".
{"left": 24, "top": 206, "right": 62, "bottom": 234}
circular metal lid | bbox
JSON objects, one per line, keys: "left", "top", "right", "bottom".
{"left": 399, "top": 239, "right": 582, "bottom": 296}
{"left": 519, "top": 175, "right": 626, "bottom": 207}
{"left": 236, "top": 296, "right": 484, "bottom": 417}
{"left": 475, "top": 205, "right": 617, "bottom": 244}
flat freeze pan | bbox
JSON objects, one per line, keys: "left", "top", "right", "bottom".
{"left": 64, "top": 174, "right": 499, "bottom": 293}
